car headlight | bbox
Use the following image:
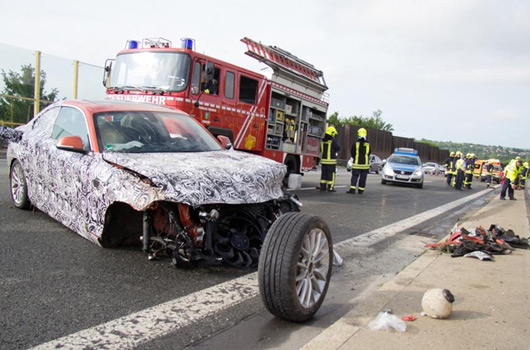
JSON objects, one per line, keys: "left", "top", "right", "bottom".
{"left": 413, "top": 168, "right": 423, "bottom": 176}
{"left": 383, "top": 166, "right": 395, "bottom": 176}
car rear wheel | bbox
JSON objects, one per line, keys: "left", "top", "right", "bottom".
{"left": 258, "top": 212, "right": 332, "bottom": 322}
{"left": 10, "top": 160, "right": 31, "bottom": 209}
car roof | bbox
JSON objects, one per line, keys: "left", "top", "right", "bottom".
{"left": 58, "top": 99, "right": 185, "bottom": 115}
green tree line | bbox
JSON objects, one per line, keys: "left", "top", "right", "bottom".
{"left": 0, "top": 64, "right": 58, "bottom": 124}
{"left": 327, "top": 109, "right": 394, "bottom": 132}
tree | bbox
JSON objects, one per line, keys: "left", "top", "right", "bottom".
{"left": 0, "top": 64, "right": 59, "bottom": 124}
{"left": 327, "top": 109, "right": 394, "bottom": 132}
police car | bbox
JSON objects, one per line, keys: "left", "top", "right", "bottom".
{"left": 381, "top": 148, "right": 424, "bottom": 188}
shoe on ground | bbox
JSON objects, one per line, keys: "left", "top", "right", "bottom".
{"left": 346, "top": 190, "right": 355, "bottom": 194}
{"left": 328, "top": 189, "right": 336, "bottom": 193}
{"left": 358, "top": 191, "right": 364, "bottom": 195}
{"left": 509, "top": 197, "right": 516, "bottom": 200}
{"left": 500, "top": 197, "right": 506, "bottom": 200}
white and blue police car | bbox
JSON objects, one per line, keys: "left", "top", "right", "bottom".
{"left": 381, "top": 148, "right": 424, "bottom": 188}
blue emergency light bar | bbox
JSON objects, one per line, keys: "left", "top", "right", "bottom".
{"left": 126, "top": 40, "right": 139, "bottom": 49}
{"left": 181, "top": 38, "right": 195, "bottom": 50}
{"left": 394, "top": 147, "right": 418, "bottom": 155}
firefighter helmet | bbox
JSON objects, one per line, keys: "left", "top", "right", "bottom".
{"left": 326, "top": 126, "right": 337, "bottom": 137}
{"left": 358, "top": 127, "right": 367, "bottom": 139}
{"left": 450, "top": 151, "right": 455, "bottom": 157}
{"left": 524, "top": 162, "right": 529, "bottom": 167}
{"left": 456, "top": 151, "right": 462, "bottom": 157}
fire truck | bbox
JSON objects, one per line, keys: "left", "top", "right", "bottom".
{"left": 103, "top": 37, "right": 329, "bottom": 176}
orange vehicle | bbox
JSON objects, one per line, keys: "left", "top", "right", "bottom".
{"left": 103, "top": 37, "right": 329, "bottom": 176}
{"left": 479, "top": 159, "right": 502, "bottom": 184}
{"left": 473, "top": 159, "right": 486, "bottom": 178}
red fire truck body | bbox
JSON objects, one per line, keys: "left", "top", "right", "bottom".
{"left": 104, "top": 37, "right": 329, "bottom": 174}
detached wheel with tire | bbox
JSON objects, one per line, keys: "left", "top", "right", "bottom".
{"left": 10, "top": 160, "right": 31, "bottom": 209}
{"left": 258, "top": 212, "right": 333, "bottom": 322}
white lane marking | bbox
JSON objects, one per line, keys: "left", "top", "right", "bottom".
{"left": 30, "top": 188, "right": 492, "bottom": 349}
{"left": 30, "top": 275, "right": 259, "bottom": 350}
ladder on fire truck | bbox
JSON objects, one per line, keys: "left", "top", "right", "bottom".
{"left": 240, "top": 37, "right": 328, "bottom": 98}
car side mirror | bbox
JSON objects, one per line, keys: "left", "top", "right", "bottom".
{"left": 217, "top": 135, "right": 232, "bottom": 150}
{"left": 56, "top": 136, "right": 86, "bottom": 153}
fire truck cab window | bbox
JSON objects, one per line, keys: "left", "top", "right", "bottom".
{"left": 191, "top": 62, "right": 201, "bottom": 95}
{"left": 225, "top": 71, "right": 235, "bottom": 99}
{"left": 239, "top": 76, "right": 258, "bottom": 104}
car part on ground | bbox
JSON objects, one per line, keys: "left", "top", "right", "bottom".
{"left": 258, "top": 212, "right": 333, "bottom": 322}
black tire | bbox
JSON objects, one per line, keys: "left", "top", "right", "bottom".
{"left": 9, "top": 160, "right": 30, "bottom": 209}
{"left": 258, "top": 212, "right": 332, "bottom": 322}
{"left": 417, "top": 182, "right": 423, "bottom": 189}
{"left": 381, "top": 179, "right": 387, "bottom": 184}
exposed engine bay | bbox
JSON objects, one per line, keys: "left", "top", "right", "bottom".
{"left": 102, "top": 193, "right": 301, "bottom": 268}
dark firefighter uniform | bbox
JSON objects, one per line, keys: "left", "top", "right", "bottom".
{"left": 320, "top": 126, "right": 340, "bottom": 192}
{"left": 347, "top": 128, "right": 370, "bottom": 195}
{"left": 484, "top": 161, "right": 494, "bottom": 187}
{"left": 444, "top": 152, "right": 456, "bottom": 186}
{"left": 464, "top": 153, "right": 475, "bottom": 189}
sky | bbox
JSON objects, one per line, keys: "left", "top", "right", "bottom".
{"left": 0, "top": 0, "right": 529, "bottom": 149}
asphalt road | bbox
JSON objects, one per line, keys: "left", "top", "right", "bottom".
{"left": 0, "top": 159, "right": 495, "bottom": 350}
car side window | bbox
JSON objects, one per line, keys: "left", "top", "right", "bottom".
{"left": 52, "top": 107, "right": 90, "bottom": 150}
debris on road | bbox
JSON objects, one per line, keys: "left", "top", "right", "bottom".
{"left": 421, "top": 288, "right": 455, "bottom": 319}
{"left": 425, "top": 223, "right": 529, "bottom": 260}
{"left": 368, "top": 310, "right": 407, "bottom": 332}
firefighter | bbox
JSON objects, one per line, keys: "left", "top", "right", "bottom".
{"left": 518, "top": 162, "right": 529, "bottom": 189}
{"left": 464, "top": 153, "right": 475, "bottom": 189}
{"left": 454, "top": 151, "right": 465, "bottom": 190}
{"left": 500, "top": 158, "right": 523, "bottom": 200}
{"left": 319, "top": 126, "right": 340, "bottom": 192}
{"left": 484, "top": 160, "right": 494, "bottom": 188}
{"left": 444, "top": 151, "right": 456, "bottom": 186}
{"left": 347, "top": 128, "right": 371, "bottom": 195}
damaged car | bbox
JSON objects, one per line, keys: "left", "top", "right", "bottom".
{"left": 3, "top": 100, "right": 306, "bottom": 269}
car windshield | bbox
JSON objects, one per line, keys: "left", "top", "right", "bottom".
{"left": 109, "top": 52, "right": 191, "bottom": 92}
{"left": 94, "top": 111, "right": 222, "bottom": 153}
{"left": 389, "top": 155, "right": 420, "bottom": 166}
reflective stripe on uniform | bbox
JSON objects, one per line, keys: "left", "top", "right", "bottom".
{"left": 321, "top": 140, "right": 337, "bottom": 165}
{"left": 352, "top": 141, "right": 370, "bottom": 170}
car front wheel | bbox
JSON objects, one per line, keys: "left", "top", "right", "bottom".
{"left": 10, "top": 160, "right": 31, "bottom": 209}
{"left": 258, "top": 212, "right": 333, "bottom": 322}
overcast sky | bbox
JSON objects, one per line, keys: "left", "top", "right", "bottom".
{"left": 1, "top": 0, "right": 529, "bottom": 149}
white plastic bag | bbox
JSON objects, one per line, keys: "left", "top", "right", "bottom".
{"left": 346, "top": 157, "right": 353, "bottom": 172}
{"left": 368, "top": 312, "right": 407, "bottom": 332}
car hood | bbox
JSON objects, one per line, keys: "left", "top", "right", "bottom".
{"left": 102, "top": 150, "right": 287, "bottom": 207}
{"left": 388, "top": 163, "right": 421, "bottom": 172}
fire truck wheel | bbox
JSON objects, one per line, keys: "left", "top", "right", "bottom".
{"left": 258, "top": 212, "right": 332, "bottom": 322}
